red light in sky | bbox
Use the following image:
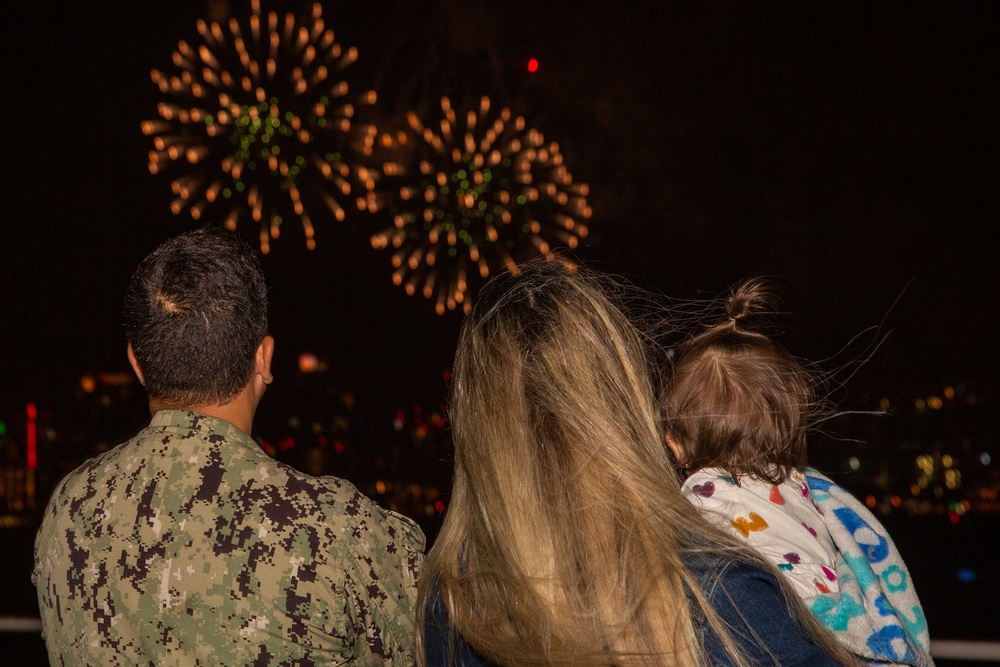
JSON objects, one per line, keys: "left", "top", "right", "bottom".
{"left": 527, "top": 58, "right": 539, "bottom": 73}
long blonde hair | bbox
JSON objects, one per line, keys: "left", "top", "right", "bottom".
{"left": 419, "top": 261, "right": 855, "bottom": 666}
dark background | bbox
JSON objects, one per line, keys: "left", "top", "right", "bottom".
{"left": 3, "top": 1, "right": 997, "bottom": 417}
{"left": 2, "top": 3, "right": 999, "bottom": 663}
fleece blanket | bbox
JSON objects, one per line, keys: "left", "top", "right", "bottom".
{"left": 805, "top": 469, "right": 934, "bottom": 667}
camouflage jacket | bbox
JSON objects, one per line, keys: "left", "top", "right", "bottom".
{"left": 33, "top": 410, "right": 426, "bottom": 666}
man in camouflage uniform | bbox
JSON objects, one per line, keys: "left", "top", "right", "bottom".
{"left": 33, "top": 227, "right": 426, "bottom": 666}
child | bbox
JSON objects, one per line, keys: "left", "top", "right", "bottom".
{"left": 660, "top": 278, "right": 934, "bottom": 667}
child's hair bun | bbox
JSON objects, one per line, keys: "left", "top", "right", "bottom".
{"left": 724, "top": 277, "right": 779, "bottom": 328}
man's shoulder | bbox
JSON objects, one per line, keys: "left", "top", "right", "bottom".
{"left": 282, "top": 468, "right": 427, "bottom": 553}
{"left": 272, "top": 469, "right": 426, "bottom": 660}
{"left": 42, "top": 434, "right": 140, "bottom": 505}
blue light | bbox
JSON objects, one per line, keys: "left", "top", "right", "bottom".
{"left": 956, "top": 568, "right": 977, "bottom": 583}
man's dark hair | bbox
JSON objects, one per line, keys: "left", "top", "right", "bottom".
{"left": 123, "top": 226, "right": 268, "bottom": 406}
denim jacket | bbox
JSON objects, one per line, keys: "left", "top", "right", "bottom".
{"left": 687, "top": 552, "right": 842, "bottom": 666}
{"left": 423, "top": 553, "right": 840, "bottom": 666}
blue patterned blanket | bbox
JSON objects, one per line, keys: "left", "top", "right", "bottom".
{"left": 805, "top": 470, "right": 934, "bottom": 666}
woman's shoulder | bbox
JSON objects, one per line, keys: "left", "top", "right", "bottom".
{"left": 683, "top": 550, "right": 781, "bottom": 604}
{"left": 689, "top": 548, "right": 821, "bottom": 623}
{"left": 423, "top": 580, "right": 500, "bottom": 667}
{"left": 683, "top": 551, "right": 842, "bottom": 666}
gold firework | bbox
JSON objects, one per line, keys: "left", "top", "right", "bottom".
{"left": 366, "top": 96, "right": 592, "bottom": 314}
{"left": 142, "top": 0, "right": 377, "bottom": 253}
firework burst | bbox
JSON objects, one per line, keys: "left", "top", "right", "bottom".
{"left": 366, "top": 96, "right": 592, "bottom": 314}
{"left": 141, "top": 0, "right": 377, "bottom": 253}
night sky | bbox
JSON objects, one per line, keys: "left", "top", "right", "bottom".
{"left": 3, "top": 1, "right": 998, "bottom": 423}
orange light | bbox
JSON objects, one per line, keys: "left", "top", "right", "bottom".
{"left": 298, "top": 352, "right": 319, "bottom": 373}
{"left": 99, "top": 371, "right": 132, "bottom": 386}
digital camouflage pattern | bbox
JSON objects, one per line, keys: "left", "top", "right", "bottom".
{"left": 33, "top": 410, "right": 426, "bottom": 666}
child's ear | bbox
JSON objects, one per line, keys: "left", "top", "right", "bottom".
{"left": 665, "top": 435, "right": 686, "bottom": 465}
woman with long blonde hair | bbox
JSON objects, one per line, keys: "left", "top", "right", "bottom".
{"left": 419, "top": 260, "right": 857, "bottom": 666}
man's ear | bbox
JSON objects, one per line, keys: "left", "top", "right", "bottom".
{"left": 127, "top": 342, "right": 146, "bottom": 386}
{"left": 256, "top": 335, "right": 274, "bottom": 386}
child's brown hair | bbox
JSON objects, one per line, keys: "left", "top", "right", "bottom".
{"left": 660, "top": 278, "right": 815, "bottom": 484}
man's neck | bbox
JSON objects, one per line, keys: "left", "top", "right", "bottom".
{"left": 149, "top": 391, "right": 257, "bottom": 436}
